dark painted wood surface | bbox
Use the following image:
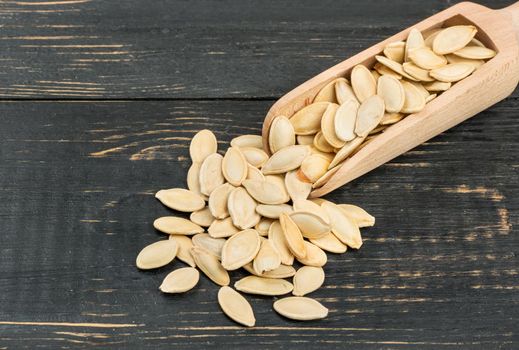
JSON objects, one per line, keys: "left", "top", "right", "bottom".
{"left": 0, "top": 0, "right": 517, "bottom": 349}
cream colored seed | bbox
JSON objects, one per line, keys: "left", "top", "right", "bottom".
{"left": 243, "top": 262, "right": 296, "bottom": 279}
{"left": 218, "top": 286, "right": 255, "bottom": 327}
{"left": 338, "top": 204, "right": 375, "bottom": 227}
{"left": 153, "top": 216, "right": 203, "bottom": 235}
{"left": 155, "top": 188, "right": 205, "bottom": 212}
{"left": 400, "top": 81, "right": 426, "bottom": 114}
{"left": 296, "top": 241, "right": 327, "bottom": 267}
{"left": 289, "top": 211, "right": 330, "bottom": 239}
{"left": 433, "top": 25, "right": 477, "bottom": 55}
{"left": 453, "top": 46, "right": 495, "bottom": 60}
{"left": 309, "top": 232, "right": 347, "bottom": 254}
{"left": 423, "top": 28, "right": 442, "bottom": 48}
{"left": 408, "top": 47, "right": 447, "bottom": 70}
{"left": 296, "top": 134, "right": 315, "bottom": 145}
{"left": 351, "top": 64, "right": 377, "bottom": 102}
{"left": 300, "top": 154, "right": 331, "bottom": 183}
{"left": 227, "top": 187, "right": 260, "bottom": 230}
{"left": 374, "top": 55, "right": 418, "bottom": 81}
{"left": 380, "top": 112, "right": 404, "bottom": 125}
{"left": 285, "top": 170, "right": 312, "bottom": 202}
{"left": 335, "top": 79, "right": 358, "bottom": 105}
{"left": 273, "top": 297, "right": 328, "bottom": 321}
{"left": 314, "top": 78, "right": 342, "bottom": 103}
{"left": 192, "top": 233, "right": 225, "bottom": 259}
{"left": 279, "top": 213, "right": 307, "bottom": 259}
{"left": 222, "top": 147, "right": 247, "bottom": 186}
{"left": 255, "top": 217, "right": 274, "bottom": 236}
{"left": 208, "top": 217, "right": 240, "bottom": 238}
{"left": 235, "top": 276, "right": 293, "bottom": 296}
{"left": 159, "top": 267, "right": 199, "bottom": 293}
{"left": 269, "top": 115, "right": 296, "bottom": 154}
{"left": 169, "top": 235, "right": 196, "bottom": 267}
{"left": 261, "top": 145, "right": 309, "bottom": 175}
{"left": 322, "top": 201, "right": 362, "bottom": 249}
{"left": 377, "top": 75, "right": 405, "bottom": 113}
{"left": 423, "top": 80, "right": 451, "bottom": 91}
{"left": 313, "top": 164, "right": 341, "bottom": 189}
{"left": 230, "top": 134, "right": 263, "bottom": 149}
{"left": 190, "top": 207, "right": 215, "bottom": 227}
{"left": 293, "top": 266, "right": 325, "bottom": 296}
{"left": 408, "top": 81, "right": 431, "bottom": 100}
{"left": 402, "top": 62, "right": 435, "bottom": 82}
{"left": 186, "top": 163, "right": 207, "bottom": 200}
{"left": 246, "top": 164, "right": 265, "bottom": 181}
{"left": 405, "top": 28, "right": 425, "bottom": 61}
{"left": 328, "top": 136, "right": 366, "bottom": 169}
{"left": 429, "top": 63, "right": 475, "bottom": 83}
{"left": 208, "top": 183, "right": 234, "bottom": 219}
{"left": 221, "top": 229, "right": 261, "bottom": 270}
{"left": 313, "top": 131, "right": 335, "bottom": 153}
{"left": 189, "top": 129, "right": 217, "bottom": 163}
{"left": 355, "top": 95, "right": 385, "bottom": 137}
{"left": 334, "top": 100, "right": 359, "bottom": 142}
{"left": 199, "top": 153, "right": 224, "bottom": 196}
{"left": 320, "top": 103, "right": 345, "bottom": 148}
{"left": 289, "top": 102, "right": 330, "bottom": 135}
{"left": 445, "top": 54, "right": 484, "bottom": 69}
{"left": 371, "top": 69, "right": 381, "bottom": 81}
{"left": 256, "top": 204, "right": 292, "bottom": 219}
{"left": 268, "top": 220, "right": 294, "bottom": 265}
{"left": 374, "top": 62, "right": 402, "bottom": 79}
{"left": 241, "top": 147, "right": 269, "bottom": 168}
{"left": 243, "top": 176, "right": 290, "bottom": 205}
{"left": 191, "top": 246, "right": 230, "bottom": 286}
{"left": 253, "top": 239, "right": 281, "bottom": 274}
{"left": 292, "top": 200, "right": 330, "bottom": 224}
{"left": 383, "top": 41, "right": 405, "bottom": 63}
{"left": 136, "top": 239, "right": 178, "bottom": 270}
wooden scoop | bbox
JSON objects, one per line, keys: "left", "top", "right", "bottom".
{"left": 261, "top": 1, "right": 519, "bottom": 198}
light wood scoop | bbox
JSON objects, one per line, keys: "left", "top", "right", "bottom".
{"left": 261, "top": 1, "right": 519, "bottom": 198}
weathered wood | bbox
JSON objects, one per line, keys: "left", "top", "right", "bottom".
{"left": 0, "top": 100, "right": 517, "bottom": 348}
{"left": 0, "top": 0, "right": 515, "bottom": 99}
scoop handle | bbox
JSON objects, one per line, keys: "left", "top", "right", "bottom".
{"left": 503, "top": 1, "right": 519, "bottom": 42}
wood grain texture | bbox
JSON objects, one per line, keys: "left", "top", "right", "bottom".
{"left": 0, "top": 100, "right": 517, "bottom": 348}
{"left": 0, "top": 0, "right": 514, "bottom": 99}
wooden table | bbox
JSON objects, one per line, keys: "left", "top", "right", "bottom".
{"left": 0, "top": 0, "right": 517, "bottom": 348}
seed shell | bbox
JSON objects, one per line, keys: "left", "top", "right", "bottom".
{"left": 136, "top": 239, "right": 178, "bottom": 270}
{"left": 191, "top": 246, "right": 230, "bottom": 286}
{"left": 155, "top": 188, "right": 205, "bottom": 212}
{"left": 189, "top": 129, "right": 217, "bottom": 163}
{"left": 235, "top": 276, "right": 293, "bottom": 296}
{"left": 218, "top": 286, "right": 256, "bottom": 327}
{"left": 293, "top": 266, "right": 325, "bottom": 296}
{"left": 222, "top": 147, "right": 247, "bottom": 186}
{"left": 273, "top": 297, "right": 328, "bottom": 321}
{"left": 159, "top": 267, "right": 199, "bottom": 293}
{"left": 221, "top": 229, "right": 261, "bottom": 270}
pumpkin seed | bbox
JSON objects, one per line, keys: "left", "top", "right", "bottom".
{"left": 246, "top": 164, "right": 265, "bottom": 181}
{"left": 228, "top": 187, "right": 260, "bottom": 230}
{"left": 405, "top": 28, "right": 425, "bottom": 61}
{"left": 243, "top": 262, "right": 296, "bottom": 279}
{"left": 335, "top": 79, "right": 358, "bottom": 104}
{"left": 235, "top": 276, "right": 293, "bottom": 296}
{"left": 218, "top": 286, "right": 255, "bottom": 327}
{"left": 154, "top": 216, "right": 203, "bottom": 235}
{"left": 169, "top": 235, "right": 196, "bottom": 267}
{"left": 383, "top": 41, "right": 405, "bottom": 63}
{"left": 208, "top": 183, "right": 234, "bottom": 219}
{"left": 192, "top": 246, "right": 230, "bottom": 286}
{"left": 253, "top": 239, "right": 281, "bottom": 274}
{"left": 190, "top": 207, "right": 215, "bottom": 227}
{"left": 189, "top": 129, "right": 217, "bottom": 163}
{"left": 159, "top": 267, "right": 199, "bottom": 293}
{"left": 321, "top": 201, "right": 362, "bottom": 249}
{"left": 355, "top": 95, "right": 385, "bottom": 137}
{"left": 155, "top": 188, "right": 205, "bottom": 212}
{"left": 285, "top": 170, "right": 312, "bottom": 202}
{"left": 328, "top": 136, "right": 366, "bottom": 168}
{"left": 279, "top": 213, "right": 307, "bottom": 259}
{"left": 426, "top": 93, "right": 437, "bottom": 103}
{"left": 469, "top": 37, "right": 485, "bottom": 47}
{"left": 334, "top": 100, "right": 359, "bottom": 142}
{"left": 230, "top": 134, "right": 263, "bottom": 149}
{"left": 400, "top": 81, "right": 426, "bottom": 114}
{"left": 292, "top": 200, "right": 330, "bottom": 223}
{"left": 261, "top": 145, "right": 309, "bottom": 175}
{"left": 380, "top": 112, "right": 404, "bottom": 125}
{"left": 320, "top": 103, "right": 344, "bottom": 148}
{"left": 192, "top": 233, "right": 225, "bottom": 259}
{"left": 314, "top": 78, "right": 342, "bottom": 103}
{"left": 313, "top": 131, "right": 335, "bottom": 153}
{"left": 255, "top": 217, "right": 274, "bottom": 236}
{"left": 338, "top": 204, "right": 375, "bottom": 227}
{"left": 269, "top": 116, "right": 296, "bottom": 154}
{"left": 402, "top": 62, "right": 435, "bottom": 82}
{"left": 199, "top": 153, "right": 224, "bottom": 196}
{"left": 296, "top": 134, "right": 315, "bottom": 145}
{"left": 290, "top": 102, "right": 330, "bottom": 135}
{"left": 293, "top": 266, "right": 325, "bottom": 296}
{"left": 256, "top": 204, "right": 293, "bottom": 219}
{"left": 433, "top": 25, "right": 477, "bottom": 55}
{"left": 453, "top": 45, "right": 496, "bottom": 60}
{"left": 296, "top": 241, "right": 327, "bottom": 267}
{"left": 423, "top": 80, "right": 451, "bottom": 91}
{"left": 221, "top": 229, "right": 261, "bottom": 270}
{"left": 445, "top": 54, "right": 484, "bottom": 69}
{"left": 268, "top": 220, "right": 294, "bottom": 265}
{"left": 371, "top": 69, "right": 381, "bottom": 81}
{"left": 243, "top": 176, "right": 290, "bottom": 205}
{"left": 289, "top": 211, "right": 330, "bottom": 239}
{"left": 369, "top": 124, "right": 387, "bottom": 135}
{"left": 312, "top": 164, "right": 341, "bottom": 189}
{"left": 377, "top": 75, "right": 405, "bottom": 113}
{"left": 241, "top": 147, "right": 269, "bottom": 168}
{"left": 273, "top": 297, "right": 328, "bottom": 320}
{"left": 374, "top": 62, "right": 402, "bottom": 79}
{"left": 208, "top": 217, "right": 240, "bottom": 238}
{"left": 310, "top": 232, "right": 347, "bottom": 253}
{"left": 374, "top": 55, "right": 418, "bottom": 81}
{"left": 351, "top": 64, "right": 377, "bottom": 102}
{"left": 186, "top": 162, "right": 207, "bottom": 200}
{"left": 429, "top": 63, "right": 475, "bottom": 82}
{"left": 408, "top": 47, "right": 447, "bottom": 69}
{"left": 222, "top": 147, "right": 247, "bottom": 186}
{"left": 300, "top": 154, "right": 331, "bottom": 183}
{"left": 408, "top": 81, "right": 431, "bottom": 100}
{"left": 423, "top": 28, "right": 442, "bottom": 48}
{"left": 136, "top": 239, "right": 178, "bottom": 270}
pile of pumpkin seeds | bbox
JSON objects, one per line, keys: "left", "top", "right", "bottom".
{"left": 279, "top": 24, "right": 496, "bottom": 189}
{"left": 136, "top": 24, "right": 495, "bottom": 327}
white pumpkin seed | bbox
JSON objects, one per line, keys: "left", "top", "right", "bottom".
{"left": 253, "top": 239, "right": 281, "bottom": 274}
{"left": 312, "top": 164, "right": 341, "bottom": 188}
{"left": 191, "top": 246, "right": 230, "bottom": 286}
{"left": 296, "top": 134, "right": 315, "bottom": 145}
{"left": 334, "top": 99, "right": 359, "bottom": 142}
{"left": 423, "top": 28, "right": 442, "bottom": 48}
{"left": 328, "top": 136, "right": 366, "bottom": 168}
{"left": 380, "top": 112, "right": 404, "bottom": 125}
{"left": 320, "top": 103, "right": 345, "bottom": 148}
{"left": 296, "top": 241, "right": 327, "bottom": 267}
{"left": 190, "top": 207, "right": 215, "bottom": 227}
{"left": 289, "top": 211, "right": 330, "bottom": 239}
{"left": 154, "top": 216, "right": 203, "bottom": 235}
{"left": 246, "top": 164, "right": 265, "bottom": 181}
{"left": 186, "top": 162, "right": 207, "bottom": 200}
{"left": 338, "top": 204, "right": 375, "bottom": 227}
{"left": 383, "top": 41, "right": 405, "bottom": 63}
{"left": 230, "top": 134, "right": 263, "bottom": 149}
{"left": 408, "top": 47, "right": 447, "bottom": 69}
{"left": 293, "top": 266, "right": 325, "bottom": 296}
{"left": 159, "top": 267, "right": 199, "bottom": 293}
{"left": 429, "top": 63, "right": 475, "bottom": 82}
{"left": 241, "top": 147, "right": 269, "bottom": 168}
{"left": 402, "top": 62, "right": 435, "bottom": 82}
{"left": 355, "top": 95, "right": 385, "bottom": 137}
{"left": 400, "top": 81, "right": 426, "bottom": 114}
{"left": 169, "top": 235, "right": 196, "bottom": 267}
{"left": 192, "top": 233, "right": 225, "bottom": 259}
{"left": 243, "top": 176, "right": 290, "bottom": 205}
{"left": 269, "top": 115, "right": 296, "bottom": 154}
{"left": 314, "top": 78, "right": 341, "bottom": 103}
{"left": 136, "top": 239, "right": 178, "bottom": 270}
{"left": 199, "top": 153, "right": 224, "bottom": 196}
{"left": 218, "top": 286, "right": 255, "bottom": 327}
{"left": 445, "top": 54, "right": 484, "bottom": 69}
{"left": 351, "top": 64, "right": 377, "bottom": 102}
{"left": 292, "top": 200, "right": 330, "bottom": 224}
{"left": 290, "top": 102, "right": 330, "bottom": 135}
{"left": 313, "top": 131, "right": 335, "bottom": 153}
{"left": 300, "top": 154, "right": 331, "bottom": 183}
{"left": 228, "top": 187, "right": 260, "bottom": 230}
{"left": 371, "top": 69, "right": 381, "bottom": 81}
{"left": 375, "top": 55, "right": 418, "bottom": 81}
{"left": 155, "top": 188, "right": 205, "bottom": 212}
{"left": 377, "top": 75, "right": 405, "bottom": 113}
{"left": 405, "top": 28, "right": 425, "bottom": 61}
{"left": 256, "top": 204, "right": 293, "bottom": 219}
{"left": 243, "top": 263, "right": 296, "bottom": 279}
{"left": 374, "top": 62, "right": 402, "bottom": 79}
{"left": 408, "top": 81, "right": 431, "bottom": 100}
{"left": 423, "top": 80, "right": 451, "bottom": 91}
{"left": 321, "top": 201, "right": 362, "bottom": 249}
{"left": 255, "top": 217, "right": 274, "bottom": 236}
{"left": 273, "top": 297, "right": 328, "bottom": 321}
{"left": 235, "top": 276, "right": 293, "bottom": 296}
{"left": 285, "top": 170, "right": 312, "bottom": 202}
{"left": 261, "top": 145, "right": 309, "bottom": 175}
{"left": 433, "top": 25, "right": 477, "bottom": 55}
{"left": 208, "top": 183, "right": 234, "bottom": 219}
{"left": 222, "top": 147, "right": 247, "bottom": 186}
{"left": 208, "top": 217, "right": 240, "bottom": 238}
{"left": 221, "top": 229, "right": 261, "bottom": 270}
{"left": 310, "top": 232, "right": 347, "bottom": 253}
{"left": 335, "top": 79, "right": 358, "bottom": 104}
{"left": 189, "top": 129, "right": 217, "bottom": 163}
{"left": 268, "top": 220, "right": 294, "bottom": 265}
{"left": 279, "top": 213, "right": 307, "bottom": 259}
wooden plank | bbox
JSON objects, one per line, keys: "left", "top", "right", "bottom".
{"left": 0, "top": 0, "right": 515, "bottom": 99}
{"left": 0, "top": 100, "right": 517, "bottom": 348}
